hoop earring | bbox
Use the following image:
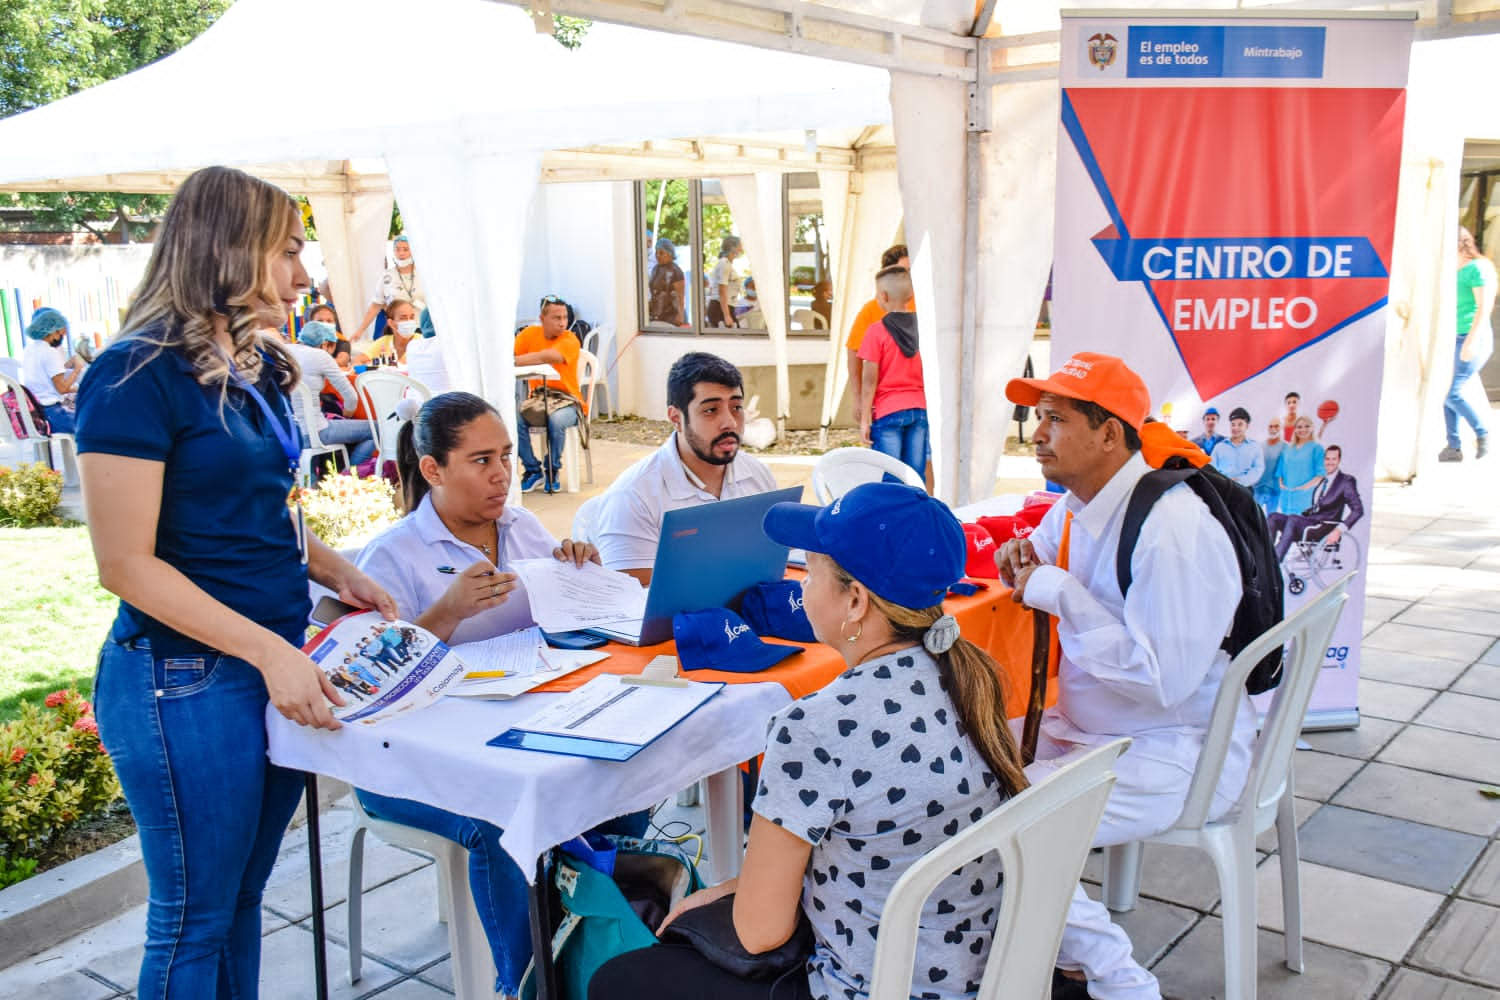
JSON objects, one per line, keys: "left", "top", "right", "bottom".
{"left": 841, "top": 619, "right": 863, "bottom": 643}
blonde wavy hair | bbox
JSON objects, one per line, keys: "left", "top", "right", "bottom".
{"left": 117, "top": 166, "right": 300, "bottom": 396}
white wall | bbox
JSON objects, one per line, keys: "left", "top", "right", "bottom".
{"left": 515, "top": 182, "right": 617, "bottom": 331}
{"left": 622, "top": 333, "right": 835, "bottom": 418}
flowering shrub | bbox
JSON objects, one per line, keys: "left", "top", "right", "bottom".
{"left": 0, "top": 462, "right": 64, "bottom": 527}
{"left": 293, "top": 470, "right": 401, "bottom": 549}
{"left": 0, "top": 688, "right": 121, "bottom": 886}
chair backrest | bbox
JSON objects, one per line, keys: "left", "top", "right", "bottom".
{"left": 572, "top": 494, "right": 606, "bottom": 546}
{"left": 1171, "top": 572, "right": 1354, "bottom": 831}
{"left": 358, "top": 370, "right": 433, "bottom": 460}
{"left": 0, "top": 371, "right": 47, "bottom": 440}
{"left": 582, "top": 323, "right": 614, "bottom": 364}
{"left": 867, "top": 739, "right": 1129, "bottom": 1000}
{"left": 578, "top": 349, "right": 601, "bottom": 415}
{"left": 790, "top": 308, "right": 828, "bottom": 331}
{"left": 811, "top": 446, "right": 925, "bottom": 502}
{"left": 290, "top": 383, "right": 327, "bottom": 449}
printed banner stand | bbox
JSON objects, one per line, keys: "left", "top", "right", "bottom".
{"left": 1054, "top": 11, "right": 1416, "bottom": 729}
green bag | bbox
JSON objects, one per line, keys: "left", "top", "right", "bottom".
{"left": 519, "top": 837, "right": 702, "bottom": 1000}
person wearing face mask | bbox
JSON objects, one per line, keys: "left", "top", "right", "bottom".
{"left": 352, "top": 234, "right": 425, "bottom": 340}
{"left": 368, "top": 299, "right": 421, "bottom": 365}
{"left": 21, "top": 307, "right": 85, "bottom": 433}
{"left": 592, "top": 352, "right": 779, "bottom": 584}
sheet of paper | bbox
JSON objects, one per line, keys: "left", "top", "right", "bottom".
{"left": 510, "top": 558, "right": 648, "bottom": 632}
{"left": 447, "top": 648, "right": 609, "bottom": 699}
{"left": 511, "top": 673, "right": 720, "bottom": 746}
{"left": 450, "top": 626, "right": 547, "bottom": 678}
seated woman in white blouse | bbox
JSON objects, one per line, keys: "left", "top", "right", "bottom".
{"left": 354, "top": 392, "right": 641, "bottom": 1000}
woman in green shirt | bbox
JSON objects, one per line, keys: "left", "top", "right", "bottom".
{"left": 1441, "top": 227, "right": 1494, "bottom": 461}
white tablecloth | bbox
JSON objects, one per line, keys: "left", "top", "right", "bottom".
{"left": 950, "top": 493, "right": 1029, "bottom": 522}
{"left": 266, "top": 682, "right": 789, "bottom": 879}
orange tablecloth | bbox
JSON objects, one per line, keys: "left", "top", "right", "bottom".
{"left": 534, "top": 580, "right": 1055, "bottom": 718}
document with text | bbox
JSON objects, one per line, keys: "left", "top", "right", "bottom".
{"left": 511, "top": 558, "right": 648, "bottom": 632}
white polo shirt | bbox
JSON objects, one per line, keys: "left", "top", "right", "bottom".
{"left": 593, "top": 433, "right": 779, "bottom": 571}
{"left": 355, "top": 494, "right": 559, "bottom": 644}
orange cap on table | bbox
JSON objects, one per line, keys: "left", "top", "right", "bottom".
{"left": 1005, "top": 352, "right": 1151, "bottom": 431}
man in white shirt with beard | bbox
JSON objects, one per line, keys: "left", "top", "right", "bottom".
{"left": 593, "top": 352, "right": 778, "bottom": 584}
{"left": 998, "top": 352, "right": 1250, "bottom": 1000}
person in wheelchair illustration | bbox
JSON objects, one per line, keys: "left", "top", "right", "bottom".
{"left": 1268, "top": 445, "right": 1364, "bottom": 594}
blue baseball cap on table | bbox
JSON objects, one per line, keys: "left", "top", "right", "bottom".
{"left": 741, "top": 580, "right": 817, "bottom": 643}
{"left": 762, "top": 483, "right": 966, "bottom": 610}
{"left": 673, "top": 609, "right": 802, "bottom": 673}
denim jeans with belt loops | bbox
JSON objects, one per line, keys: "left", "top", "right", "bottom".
{"left": 95, "top": 620, "right": 304, "bottom": 999}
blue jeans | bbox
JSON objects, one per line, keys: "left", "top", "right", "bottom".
{"left": 317, "top": 418, "right": 375, "bottom": 466}
{"left": 869, "top": 407, "right": 929, "bottom": 476}
{"left": 1445, "top": 338, "right": 1492, "bottom": 449}
{"left": 94, "top": 622, "right": 305, "bottom": 999}
{"left": 41, "top": 402, "right": 75, "bottom": 434}
{"left": 354, "top": 791, "right": 649, "bottom": 995}
{"left": 515, "top": 383, "right": 581, "bottom": 476}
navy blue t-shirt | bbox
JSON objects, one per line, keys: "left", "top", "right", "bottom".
{"left": 75, "top": 334, "right": 310, "bottom": 658}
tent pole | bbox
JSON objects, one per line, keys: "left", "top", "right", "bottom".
{"left": 956, "top": 84, "right": 987, "bottom": 506}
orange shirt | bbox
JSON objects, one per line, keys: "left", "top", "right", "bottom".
{"left": 514, "top": 325, "right": 586, "bottom": 413}
{"left": 845, "top": 298, "right": 886, "bottom": 351}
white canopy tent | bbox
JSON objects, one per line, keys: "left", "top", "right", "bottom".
{"left": 3, "top": 0, "right": 1499, "bottom": 496}
{"left": 0, "top": 0, "right": 895, "bottom": 451}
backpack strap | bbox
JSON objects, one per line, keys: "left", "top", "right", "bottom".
{"left": 1116, "top": 466, "right": 1196, "bottom": 598}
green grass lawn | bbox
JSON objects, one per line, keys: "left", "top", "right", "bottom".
{"left": 0, "top": 526, "right": 117, "bottom": 722}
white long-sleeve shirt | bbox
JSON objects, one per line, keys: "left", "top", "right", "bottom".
{"left": 1023, "top": 452, "right": 1254, "bottom": 806}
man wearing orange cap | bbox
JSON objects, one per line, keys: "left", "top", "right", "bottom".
{"left": 997, "top": 353, "right": 1252, "bottom": 1000}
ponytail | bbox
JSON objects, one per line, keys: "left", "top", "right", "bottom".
{"left": 397, "top": 420, "right": 424, "bottom": 513}
{"left": 833, "top": 560, "right": 1029, "bottom": 799}
{"left": 397, "top": 391, "right": 500, "bottom": 515}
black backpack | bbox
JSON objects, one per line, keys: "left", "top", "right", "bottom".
{"left": 1116, "top": 457, "right": 1286, "bottom": 694}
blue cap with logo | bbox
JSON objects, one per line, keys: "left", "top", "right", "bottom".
{"left": 673, "top": 608, "right": 802, "bottom": 673}
{"left": 762, "top": 483, "right": 966, "bottom": 610}
{"left": 741, "top": 580, "right": 816, "bottom": 643}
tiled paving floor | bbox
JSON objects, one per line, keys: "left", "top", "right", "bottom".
{"left": 6, "top": 449, "right": 1500, "bottom": 999}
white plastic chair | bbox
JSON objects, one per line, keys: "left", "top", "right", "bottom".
{"left": 1101, "top": 572, "right": 1355, "bottom": 1000}
{"left": 347, "top": 793, "right": 495, "bottom": 1000}
{"left": 290, "top": 383, "right": 349, "bottom": 484}
{"left": 868, "top": 739, "right": 1130, "bottom": 1000}
{"left": 578, "top": 329, "right": 615, "bottom": 418}
{"left": 791, "top": 307, "right": 828, "bottom": 330}
{"left": 571, "top": 493, "right": 606, "bottom": 545}
{"left": 811, "top": 446, "right": 924, "bottom": 502}
{"left": 0, "top": 370, "right": 78, "bottom": 485}
{"left": 357, "top": 370, "right": 432, "bottom": 473}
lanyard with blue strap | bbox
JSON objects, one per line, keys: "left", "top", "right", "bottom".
{"left": 231, "top": 356, "right": 308, "bottom": 564}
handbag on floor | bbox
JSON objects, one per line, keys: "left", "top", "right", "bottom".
{"left": 519, "top": 835, "right": 701, "bottom": 1000}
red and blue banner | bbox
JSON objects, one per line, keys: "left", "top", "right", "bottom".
{"left": 1053, "top": 13, "right": 1414, "bottom": 726}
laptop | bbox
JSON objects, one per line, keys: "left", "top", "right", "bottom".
{"left": 585, "top": 485, "right": 803, "bottom": 646}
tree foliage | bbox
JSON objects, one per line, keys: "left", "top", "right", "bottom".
{"left": 0, "top": 0, "right": 232, "bottom": 238}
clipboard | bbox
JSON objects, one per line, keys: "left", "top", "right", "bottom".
{"left": 487, "top": 675, "right": 724, "bottom": 761}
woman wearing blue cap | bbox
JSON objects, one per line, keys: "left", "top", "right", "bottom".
{"left": 21, "top": 307, "right": 84, "bottom": 433}
{"left": 590, "top": 482, "right": 1032, "bottom": 1000}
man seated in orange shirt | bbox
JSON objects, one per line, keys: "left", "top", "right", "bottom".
{"left": 845, "top": 243, "right": 908, "bottom": 419}
{"left": 514, "top": 294, "right": 587, "bottom": 494}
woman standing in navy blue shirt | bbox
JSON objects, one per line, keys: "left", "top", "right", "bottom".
{"left": 75, "top": 166, "right": 396, "bottom": 999}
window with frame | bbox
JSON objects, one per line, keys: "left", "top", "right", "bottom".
{"left": 638, "top": 176, "right": 827, "bottom": 337}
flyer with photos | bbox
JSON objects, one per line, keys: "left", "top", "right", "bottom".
{"left": 302, "top": 611, "right": 468, "bottom": 725}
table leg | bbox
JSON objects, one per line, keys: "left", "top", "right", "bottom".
{"left": 703, "top": 765, "right": 746, "bottom": 883}
{"left": 304, "top": 774, "right": 329, "bottom": 1000}
{"left": 528, "top": 851, "right": 559, "bottom": 1000}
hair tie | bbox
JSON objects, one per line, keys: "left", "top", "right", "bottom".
{"left": 924, "top": 614, "right": 960, "bottom": 655}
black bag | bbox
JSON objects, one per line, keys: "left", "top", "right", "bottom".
{"left": 1116, "top": 457, "right": 1286, "bottom": 694}
{"left": 658, "top": 894, "right": 814, "bottom": 980}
